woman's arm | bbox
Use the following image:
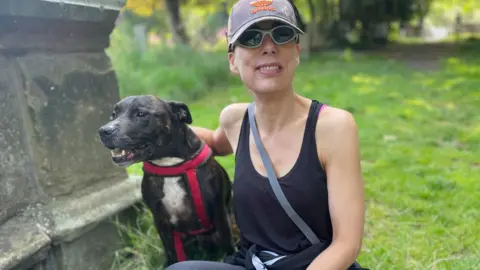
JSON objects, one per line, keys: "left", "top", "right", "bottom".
{"left": 189, "top": 103, "right": 245, "bottom": 157}
{"left": 307, "top": 108, "right": 366, "bottom": 270}
{"left": 189, "top": 125, "right": 233, "bottom": 156}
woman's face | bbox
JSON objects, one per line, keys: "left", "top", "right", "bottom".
{"left": 228, "top": 20, "right": 300, "bottom": 95}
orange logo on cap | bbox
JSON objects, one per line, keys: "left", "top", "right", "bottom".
{"left": 250, "top": 0, "right": 275, "bottom": 14}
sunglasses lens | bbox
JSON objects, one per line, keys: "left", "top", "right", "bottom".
{"left": 272, "top": 26, "right": 296, "bottom": 44}
{"left": 236, "top": 25, "right": 297, "bottom": 48}
{"left": 238, "top": 30, "right": 263, "bottom": 47}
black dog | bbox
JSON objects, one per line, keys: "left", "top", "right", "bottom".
{"left": 98, "top": 95, "right": 236, "bottom": 266}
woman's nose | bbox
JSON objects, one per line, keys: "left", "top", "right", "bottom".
{"left": 261, "top": 34, "right": 277, "bottom": 55}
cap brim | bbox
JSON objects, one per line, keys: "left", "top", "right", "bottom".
{"left": 228, "top": 15, "right": 304, "bottom": 46}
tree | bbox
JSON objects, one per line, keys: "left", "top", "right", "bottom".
{"left": 121, "top": 0, "right": 191, "bottom": 46}
{"left": 165, "top": 0, "right": 190, "bottom": 45}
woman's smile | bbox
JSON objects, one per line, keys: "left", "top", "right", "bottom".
{"left": 255, "top": 61, "right": 283, "bottom": 76}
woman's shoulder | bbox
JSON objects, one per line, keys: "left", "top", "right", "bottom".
{"left": 218, "top": 102, "right": 249, "bottom": 129}
{"left": 316, "top": 105, "right": 357, "bottom": 131}
{"left": 315, "top": 104, "right": 359, "bottom": 160}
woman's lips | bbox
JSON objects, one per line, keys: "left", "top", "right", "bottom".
{"left": 256, "top": 63, "right": 283, "bottom": 76}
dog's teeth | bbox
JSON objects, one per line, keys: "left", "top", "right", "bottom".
{"left": 111, "top": 149, "right": 127, "bottom": 158}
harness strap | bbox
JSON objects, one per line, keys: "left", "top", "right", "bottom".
{"left": 186, "top": 169, "right": 212, "bottom": 230}
{"left": 142, "top": 143, "right": 212, "bottom": 175}
{"left": 173, "top": 231, "right": 187, "bottom": 262}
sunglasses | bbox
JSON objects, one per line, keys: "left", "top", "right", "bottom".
{"left": 235, "top": 25, "right": 299, "bottom": 49}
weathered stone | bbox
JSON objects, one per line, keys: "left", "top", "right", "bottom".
{"left": 0, "top": 56, "right": 41, "bottom": 224}
{"left": 47, "top": 216, "right": 127, "bottom": 270}
{"left": 16, "top": 52, "right": 126, "bottom": 197}
{"left": 0, "top": 1, "right": 149, "bottom": 270}
{"left": 0, "top": 176, "right": 143, "bottom": 270}
{"left": 0, "top": 0, "right": 122, "bottom": 53}
{"left": 0, "top": 214, "right": 51, "bottom": 270}
{"left": 47, "top": 175, "right": 143, "bottom": 244}
{"left": 43, "top": 176, "right": 143, "bottom": 270}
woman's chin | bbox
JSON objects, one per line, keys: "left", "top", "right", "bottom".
{"left": 250, "top": 82, "right": 291, "bottom": 95}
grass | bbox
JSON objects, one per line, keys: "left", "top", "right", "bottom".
{"left": 108, "top": 38, "right": 480, "bottom": 269}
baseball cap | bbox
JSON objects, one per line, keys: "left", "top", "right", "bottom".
{"left": 226, "top": 0, "right": 304, "bottom": 49}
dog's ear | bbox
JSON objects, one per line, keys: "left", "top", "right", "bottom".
{"left": 168, "top": 101, "right": 192, "bottom": 124}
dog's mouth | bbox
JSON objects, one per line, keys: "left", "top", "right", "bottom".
{"left": 110, "top": 144, "right": 149, "bottom": 165}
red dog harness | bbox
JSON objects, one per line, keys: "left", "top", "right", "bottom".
{"left": 142, "top": 143, "right": 214, "bottom": 262}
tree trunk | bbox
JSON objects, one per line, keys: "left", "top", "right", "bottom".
{"left": 320, "top": 0, "right": 329, "bottom": 23}
{"left": 164, "top": 0, "right": 190, "bottom": 45}
{"left": 306, "top": 0, "right": 316, "bottom": 50}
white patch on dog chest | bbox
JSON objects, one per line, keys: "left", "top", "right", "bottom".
{"left": 162, "top": 176, "right": 188, "bottom": 225}
{"left": 152, "top": 157, "right": 184, "bottom": 166}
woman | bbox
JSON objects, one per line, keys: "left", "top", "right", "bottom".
{"left": 167, "top": 0, "right": 366, "bottom": 269}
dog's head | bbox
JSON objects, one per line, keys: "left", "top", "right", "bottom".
{"left": 98, "top": 95, "right": 192, "bottom": 167}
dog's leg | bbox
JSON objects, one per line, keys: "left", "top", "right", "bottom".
{"left": 142, "top": 180, "right": 179, "bottom": 266}
{"left": 211, "top": 199, "right": 236, "bottom": 255}
{"left": 153, "top": 216, "right": 181, "bottom": 267}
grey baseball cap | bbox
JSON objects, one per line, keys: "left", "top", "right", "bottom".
{"left": 226, "top": 0, "right": 304, "bottom": 48}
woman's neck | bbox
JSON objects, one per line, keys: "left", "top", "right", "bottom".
{"left": 252, "top": 89, "right": 307, "bottom": 135}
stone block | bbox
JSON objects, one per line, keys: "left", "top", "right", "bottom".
{"left": 0, "top": 175, "right": 143, "bottom": 270}
{"left": 0, "top": 214, "right": 51, "bottom": 270}
{"left": 0, "top": 56, "right": 40, "bottom": 224}
{"left": 0, "top": 1, "right": 150, "bottom": 270}
{"left": 17, "top": 52, "right": 126, "bottom": 197}
{"left": 0, "top": 0, "right": 122, "bottom": 53}
{"left": 47, "top": 214, "right": 129, "bottom": 270}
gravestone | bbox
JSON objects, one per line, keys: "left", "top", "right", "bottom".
{"left": 0, "top": 0, "right": 144, "bottom": 269}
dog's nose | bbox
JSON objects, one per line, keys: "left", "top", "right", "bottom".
{"left": 98, "top": 126, "right": 116, "bottom": 137}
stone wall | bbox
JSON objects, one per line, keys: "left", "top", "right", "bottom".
{"left": 0, "top": 0, "right": 143, "bottom": 269}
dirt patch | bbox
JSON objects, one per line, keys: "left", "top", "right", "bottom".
{"left": 365, "top": 43, "right": 459, "bottom": 71}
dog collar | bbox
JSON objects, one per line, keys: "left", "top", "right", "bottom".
{"left": 142, "top": 143, "right": 213, "bottom": 176}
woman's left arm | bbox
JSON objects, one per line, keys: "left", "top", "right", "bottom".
{"left": 307, "top": 108, "right": 366, "bottom": 270}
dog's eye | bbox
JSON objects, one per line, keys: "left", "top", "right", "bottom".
{"left": 136, "top": 111, "right": 147, "bottom": 117}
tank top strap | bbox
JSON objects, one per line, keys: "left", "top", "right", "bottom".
{"left": 297, "top": 100, "right": 327, "bottom": 170}
{"left": 234, "top": 108, "right": 250, "bottom": 161}
{"left": 303, "top": 100, "right": 325, "bottom": 141}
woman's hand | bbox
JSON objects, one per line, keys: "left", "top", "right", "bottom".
{"left": 189, "top": 103, "right": 246, "bottom": 157}
{"left": 189, "top": 125, "right": 232, "bottom": 156}
{"left": 307, "top": 107, "right": 366, "bottom": 270}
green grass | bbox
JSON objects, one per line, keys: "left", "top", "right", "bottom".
{"left": 109, "top": 40, "right": 480, "bottom": 269}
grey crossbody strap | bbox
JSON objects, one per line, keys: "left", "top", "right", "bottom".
{"left": 247, "top": 103, "right": 320, "bottom": 245}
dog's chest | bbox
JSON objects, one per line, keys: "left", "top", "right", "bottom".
{"left": 161, "top": 176, "right": 190, "bottom": 224}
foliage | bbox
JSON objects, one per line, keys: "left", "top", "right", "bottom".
{"left": 432, "top": 0, "right": 480, "bottom": 15}
{"left": 123, "top": 0, "right": 164, "bottom": 17}
{"left": 340, "top": 0, "right": 416, "bottom": 23}
{"left": 107, "top": 38, "right": 480, "bottom": 269}
{"left": 106, "top": 24, "right": 239, "bottom": 102}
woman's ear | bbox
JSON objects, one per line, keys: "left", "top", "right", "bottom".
{"left": 228, "top": 52, "right": 239, "bottom": 75}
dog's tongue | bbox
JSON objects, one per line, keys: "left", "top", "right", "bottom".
{"left": 127, "top": 153, "right": 134, "bottom": 159}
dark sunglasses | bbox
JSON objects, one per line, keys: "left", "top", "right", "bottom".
{"left": 235, "top": 25, "right": 299, "bottom": 49}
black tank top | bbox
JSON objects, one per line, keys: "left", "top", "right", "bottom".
{"left": 232, "top": 100, "right": 332, "bottom": 255}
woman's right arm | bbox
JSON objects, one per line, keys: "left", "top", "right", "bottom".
{"left": 190, "top": 125, "right": 233, "bottom": 156}
{"left": 189, "top": 104, "right": 244, "bottom": 157}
